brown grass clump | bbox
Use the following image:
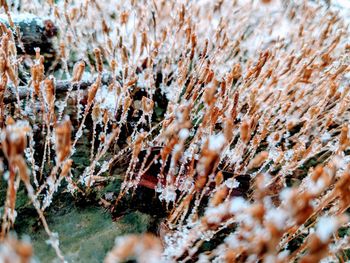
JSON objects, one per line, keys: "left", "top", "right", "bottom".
{"left": 0, "top": 0, "right": 349, "bottom": 262}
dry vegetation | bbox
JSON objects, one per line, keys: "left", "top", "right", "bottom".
{"left": 0, "top": 0, "right": 350, "bottom": 262}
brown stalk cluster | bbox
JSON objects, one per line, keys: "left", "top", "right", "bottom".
{"left": 0, "top": 0, "right": 350, "bottom": 262}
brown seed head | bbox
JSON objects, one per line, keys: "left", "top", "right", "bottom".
{"left": 55, "top": 119, "right": 72, "bottom": 162}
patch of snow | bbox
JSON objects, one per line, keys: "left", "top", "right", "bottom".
{"left": 225, "top": 178, "right": 240, "bottom": 189}
{"left": 230, "top": 197, "right": 249, "bottom": 213}
{"left": 208, "top": 133, "right": 226, "bottom": 151}
{"left": 316, "top": 216, "right": 338, "bottom": 243}
{"left": 179, "top": 128, "right": 190, "bottom": 140}
{"left": 265, "top": 208, "right": 288, "bottom": 230}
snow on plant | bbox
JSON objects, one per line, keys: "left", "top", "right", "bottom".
{"left": 0, "top": 0, "right": 349, "bottom": 262}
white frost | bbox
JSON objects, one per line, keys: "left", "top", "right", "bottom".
{"left": 230, "top": 197, "right": 249, "bottom": 213}
{"left": 316, "top": 216, "right": 338, "bottom": 243}
{"left": 208, "top": 133, "right": 226, "bottom": 151}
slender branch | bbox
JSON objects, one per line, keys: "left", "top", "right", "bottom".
{"left": 3, "top": 74, "right": 114, "bottom": 104}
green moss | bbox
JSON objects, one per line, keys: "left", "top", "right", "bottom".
{"left": 22, "top": 206, "right": 151, "bottom": 263}
{"left": 338, "top": 226, "right": 349, "bottom": 238}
